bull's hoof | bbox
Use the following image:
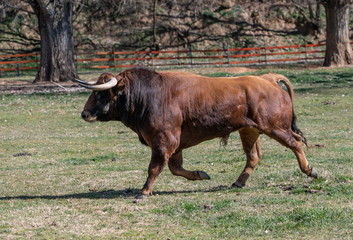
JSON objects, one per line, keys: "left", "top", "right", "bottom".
{"left": 135, "top": 193, "right": 149, "bottom": 199}
{"left": 231, "top": 181, "right": 245, "bottom": 188}
{"left": 197, "top": 171, "right": 211, "bottom": 180}
{"left": 309, "top": 167, "right": 318, "bottom": 179}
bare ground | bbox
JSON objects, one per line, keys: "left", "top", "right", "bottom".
{"left": 0, "top": 67, "right": 256, "bottom": 94}
{"left": 0, "top": 79, "right": 86, "bottom": 95}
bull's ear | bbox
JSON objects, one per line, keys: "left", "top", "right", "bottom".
{"left": 115, "top": 76, "right": 126, "bottom": 94}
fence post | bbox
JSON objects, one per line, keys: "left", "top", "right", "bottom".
{"left": 74, "top": 50, "right": 77, "bottom": 70}
{"left": 177, "top": 45, "right": 180, "bottom": 66}
{"left": 37, "top": 52, "right": 39, "bottom": 70}
{"left": 135, "top": 51, "right": 139, "bottom": 65}
{"left": 304, "top": 42, "right": 308, "bottom": 63}
{"left": 227, "top": 42, "right": 230, "bottom": 67}
{"left": 263, "top": 42, "right": 267, "bottom": 65}
{"left": 113, "top": 46, "right": 116, "bottom": 69}
{"left": 17, "top": 64, "right": 20, "bottom": 77}
{"left": 189, "top": 44, "right": 193, "bottom": 68}
{"left": 151, "top": 50, "right": 154, "bottom": 69}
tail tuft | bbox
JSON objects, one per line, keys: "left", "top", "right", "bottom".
{"left": 291, "top": 114, "right": 308, "bottom": 147}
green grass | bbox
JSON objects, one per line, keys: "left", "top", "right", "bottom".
{"left": 0, "top": 67, "right": 352, "bottom": 239}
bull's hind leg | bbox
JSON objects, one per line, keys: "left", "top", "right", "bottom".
{"left": 168, "top": 151, "right": 210, "bottom": 180}
{"left": 232, "top": 127, "right": 262, "bottom": 188}
{"left": 268, "top": 129, "right": 317, "bottom": 178}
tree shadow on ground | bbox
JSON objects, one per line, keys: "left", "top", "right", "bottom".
{"left": 0, "top": 185, "right": 231, "bottom": 201}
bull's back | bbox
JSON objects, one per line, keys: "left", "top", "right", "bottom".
{"left": 165, "top": 73, "right": 281, "bottom": 119}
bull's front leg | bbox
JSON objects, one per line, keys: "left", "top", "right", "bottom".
{"left": 136, "top": 131, "right": 179, "bottom": 199}
{"left": 136, "top": 150, "right": 168, "bottom": 199}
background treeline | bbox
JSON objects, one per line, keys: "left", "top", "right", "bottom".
{"left": 0, "top": 0, "right": 338, "bottom": 53}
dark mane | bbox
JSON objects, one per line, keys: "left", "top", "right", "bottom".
{"left": 121, "top": 66, "right": 162, "bottom": 87}
{"left": 120, "top": 67, "right": 164, "bottom": 107}
{"left": 118, "top": 67, "right": 166, "bottom": 142}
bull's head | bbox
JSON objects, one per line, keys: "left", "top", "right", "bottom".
{"left": 76, "top": 73, "right": 125, "bottom": 122}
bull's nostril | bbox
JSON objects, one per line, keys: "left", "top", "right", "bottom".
{"left": 81, "top": 111, "right": 97, "bottom": 122}
{"left": 81, "top": 111, "right": 89, "bottom": 120}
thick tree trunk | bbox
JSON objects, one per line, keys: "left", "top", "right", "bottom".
{"left": 323, "top": 0, "right": 353, "bottom": 66}
{"left": 32, "top": 0, "right": 77, "bottom": 82}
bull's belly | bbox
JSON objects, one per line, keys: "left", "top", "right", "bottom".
{"left": 178, "top": 125, "right": 238, "bottom": 149}
{"left": 178, "top": 111, "right": 254, "bottom": 149}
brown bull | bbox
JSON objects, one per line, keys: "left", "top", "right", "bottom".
{"left": 77, "top": 67, "right": 317, "bottom": 199}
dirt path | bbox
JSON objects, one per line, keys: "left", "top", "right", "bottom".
{"left": 0, "top": 67, "right": 255, "bottom": 94}
{"left": 0, "top": 80, "right": 85, "bottom": 94}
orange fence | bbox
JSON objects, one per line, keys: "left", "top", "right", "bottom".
{"left": 0, "top": 43, "right": 327, "bottom": 76}
{"left": 0, "top": 53, "right": 40, "bottom": 74}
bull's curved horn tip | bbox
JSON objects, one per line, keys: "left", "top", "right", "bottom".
{"left": 79, "top": 77, "right": 118, "bottom": 91}
{"left": 75, "top": 78, "right": 96, "bottom": 85}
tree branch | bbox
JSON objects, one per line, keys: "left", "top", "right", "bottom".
{"left": 342, "top": 0, "right": 353, "bottom": 6}
{"left": 34, "top": 0, "right": 52, "bottom": 18}
{"left": 1, "top": 1, "right": 35, "bottom": 15}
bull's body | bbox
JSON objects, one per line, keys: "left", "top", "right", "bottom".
{"left": 157, "top": 72, "right": 291, "bottom": 148}
{"left": 79, "top": 67, "right": 317, "bottom": 198}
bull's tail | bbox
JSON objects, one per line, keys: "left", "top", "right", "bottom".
{"left": 261, "top": 73, "right": 308, "bottom": 147}
{"left": 279, "top": 78, "right": 308, "bottom": 147}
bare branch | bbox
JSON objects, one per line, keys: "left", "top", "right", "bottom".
{"left": 34, "top": 0, "right": 52, "bottom": 18}
{"left": 1, "top": 1, "right": 35, "bottom": 15}
{"left": 342, "top": 0, "right": 353, "bottom": 6}
{"left": 291, "top": 0, "right": 311, "bottom": 22}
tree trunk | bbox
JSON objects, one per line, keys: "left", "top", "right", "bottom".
{"left": 31, "top": 0, "right": 77, "bottom": 82}
{"left": 152, "top": 0, "right": 158, "bottom": 48}
{"left": 315, "top": 2, "right": 323, "bottom": 32}
{"left": 323, "top": 0, "right": 353, "bottom": 66}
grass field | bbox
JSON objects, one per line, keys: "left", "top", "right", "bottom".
{"left": 0, "top": 66, "right": 352, "bottom": 239}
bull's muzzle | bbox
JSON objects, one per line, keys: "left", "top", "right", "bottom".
{"left": 81, "top": 111, "right": 97, "bottom": 122}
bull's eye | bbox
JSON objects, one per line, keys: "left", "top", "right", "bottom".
{"left": 95, "top": 92, "right": 101, "bottom": 100}
{"left": 93, "top": 91, "right": 112, "bottom": 115}
{"left": 95, "top": 91, "right": 109, "bottom": 103}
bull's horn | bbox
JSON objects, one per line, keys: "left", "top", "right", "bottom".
{"left": 78, "top": 77, "right": 118, "bottom": 91}
{"left": 74, "top": 78, "right": 96, "bottom": 85}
